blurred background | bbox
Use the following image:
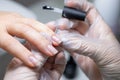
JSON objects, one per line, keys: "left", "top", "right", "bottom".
{"left": 0, "top": 0, "right": 119, "bottom": 80}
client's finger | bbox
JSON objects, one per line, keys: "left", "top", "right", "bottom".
{"left": 0, "top": 33, "right": 36, "bottom": 67}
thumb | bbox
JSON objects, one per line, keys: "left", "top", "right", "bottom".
{"left": 64, "top": 0, "right": 98, "bottom": 25}
{"left": 65, "top": 0, "right": 115, "bottom": 41}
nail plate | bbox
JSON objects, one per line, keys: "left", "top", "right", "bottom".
{"left": 52, "top": 36, "right": 62, "bottom": 44}
{"left": 48, "top": 45, "right": 58, "bottom": 55}
{"left": 29, "top": 56, "right": 38, "bottom": 66}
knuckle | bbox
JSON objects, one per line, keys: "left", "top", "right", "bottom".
{"left": 12, "top": 24, "right": 33, "bottom": 37}
{"left": 0, "top": 33, "right": 7, "bottom": 48}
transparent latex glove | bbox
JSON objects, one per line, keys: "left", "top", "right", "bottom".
{"left": 48, "top": 0, "right": 120, "bottom": 80}
{"left": 47, "top": 20, "right": 102, "bottom": 80}
{"left": 0, "top": 11, "right": 61, "bottom": 67}
{"left": 4, "top": 42, "right": 66, "bottom": 80}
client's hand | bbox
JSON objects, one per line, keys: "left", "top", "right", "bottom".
{"left": 0, "top": 11, "right": 61, "bottom": 67}
{"left": 4, "top": 43, "right": 66, "bottom": 80}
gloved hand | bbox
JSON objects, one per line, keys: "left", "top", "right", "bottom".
{"left": 48, "top": 0, "right": 120, "bottom": 80}
{"left": 4, "top": 42, "right": 66, "bottom": 80}
{"left": 0, "top": 11, "right": 61, "bottom": 67}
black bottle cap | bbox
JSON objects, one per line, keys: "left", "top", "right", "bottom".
{"left": 62, "top": 6, "right": 86, "bottom": 21}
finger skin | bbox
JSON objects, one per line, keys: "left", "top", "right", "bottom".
{"left": 7, "top": 23, "right": 58, "bottom": 56}
{"left": 4, "top": 58, "right": 39, "bottom": 80}
{"left": 46, "top": 22, "right": 56, "bottom": 32}
{"left": 0, "top": 33, "right": 35, "bottom": 67}
{"left": 17, "top": 18, "right": 61, "bottom": 45}
{"left": 43, "top": 51, "right": 66, "bottom": 80}
{"left": 0, "top": 12, "right": 59, "bottom": 68}
{"left": 18, "top": 18, "right": 55, "bottom": 35}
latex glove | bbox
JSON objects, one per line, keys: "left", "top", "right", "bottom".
{"left": 0, "top": 11, "right": 61, "bottom": 67}
{"left": 47, "top": 20, "right": 101, "bottom": 80}
{"left": 49, "top": 0, "right": 120, "bottom": 80}
{"left": 4, "top": 42, "right": 66, "bottom": 80}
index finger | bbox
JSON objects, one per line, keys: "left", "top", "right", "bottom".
{"left": 18, "top": 18, "right": 62, "bottom": 46}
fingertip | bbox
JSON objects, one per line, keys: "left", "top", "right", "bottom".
{"left": 56, "top": 18, "right": 74, "bottom": 30}
{"left": 52, "top": 41, "right": 59, "bottom": 47}
{"left": 46, "top": 20, "right": 74, "bottom": 34}
{"left": 52, "top": 35, "right": 62, "bottom": 46}
{"left": 46, "top": 21, "right": 56, "bottom": 31}
{"left": 25, "top": 60, "right": 36, "bottom": 68}
{"left": 45, "top": 45, "right": 58, "bottom": 56}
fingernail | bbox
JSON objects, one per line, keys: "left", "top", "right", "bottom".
{"left": 34, "top": 53, "right": 48, "bottom": 68}
{"left": 34, "top": 53, "right": 48, "bottom": 63}
{"left": 57, "top": 18, "right": 74, "bottom": 29}
{"left": 29, "top": 56, "right": 38, "bottom": 66}
{"left": 47, "top": 21, "right": 56, "bottom": 31}
{"left": 48, "top": 45, "right": 58, "bottom": 55}
{"left": 52, "top": 36, "right": 62, "bottom": 44}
